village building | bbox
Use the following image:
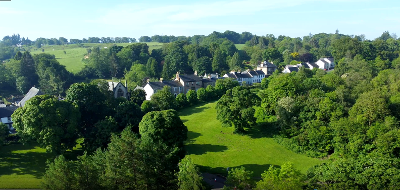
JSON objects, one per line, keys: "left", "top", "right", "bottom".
{"left": 17, "top": 87, "right": 43, "bottom": 107}
{"left": 143, "top": 72, "right": 219, "bottom": 100}
{"left": 282, "top": 58, "right": 335, "bottom": 73}
{"left": 0, "top": 106, "right": 18, "bottom": 133}
{"left": 108, "top": 81, "right": 129, "bottom": 99}
{"left": 256, "top": 61, "right": 278, "bottom": 75}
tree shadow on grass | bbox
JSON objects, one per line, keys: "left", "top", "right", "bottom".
{"left": 185, "top": 144, "right": 228, "bottom": 155}
{"left": 179, "top": 102, "right": 212, "bottom": 116}
{"left": 186, "top": 131, "right": 202, "bottom": 143}
{"left": 0, "top": 144, "right": 56, "bottom": 179}
{"left": 247, "top": 122, "right": 280, "bottom": 139}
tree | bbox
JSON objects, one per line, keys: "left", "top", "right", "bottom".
{"left": 256, "top": 162, "right": 304, "bottom": 190}
{"left": 146, "top": 57, "right": 159, "bottom": 78}
{"left": 229, "top": 52, "right": 242, "bottom": 71}
{"left": 115, "top": 101, "right": 143, "bottom": 132}
{"left": 130, "top": 89, "right": 146, "bottom": 106}
{"left": 197, "top": 88, "right": 207, "bottom": 102}
{"left": 223, "top": 166, "right": 254, "bottom": 190}
{"left": 0, "top": 123, "right": 9, "bottom": 147}
{"left": 215, "top": 78, "right": 240, "bottom": 97}
{"left": 84, "top": 116, "right": 118, "bottom": 153}
{"left": 42, "top": 155, "right": 76, "bottom": 190}
{"left": 139, "top": 109, "right": 188, "bottom": 150}
{"left": 139, "top": 36, "right": 151, "bottom": 42}
{"left": 141, "top": 100, "right": 153, "bottom": 113}
{"left": 125, "top": 64, "right": 147, "bottom": 88}
{"left": 12, "top": 95, "right": 80, "bottom": 154}
{"left": 151, "top": 86, "right": 177, "bottom": 110}
{"left": 263, "top": 48, "right": 283, "bottom": 64}
{"left": 177, "top": 157, "right": 206, "bottom": 190}
{"left": 186, "top": 90, "right": 198, "bottom": 105}
{"left": 216, "top": 86, "right": 261, "bottom": 133}
{"left": 176, "top": 93, "right": 188, "bottom": 109}
{"left": 206, "top": 85, "right": 216, "bottom": 100}
{"left": 66, "top": 83, "right": 110, "bottom": 151}
{"left": 212, "top": 49, "right": 228, "bottom": 73}
{"left": 102, "top": 128, "right": 143, "bottom": 189}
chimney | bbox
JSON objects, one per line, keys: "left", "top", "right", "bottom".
{"left": 146, "top": 79, "right": 150, "bottom": 83}
{"left": 176, "top": 72, "right": 180, "bottom": 82}
{"left": 194, "top": 70, "right": 198, "bottom": 76}
{"left": 208, "top": 74, "right": 211, "bottom": 79}
{"left": 125, "top": 80, "right": 127, "bottom": 88}
{"left": 160, "top": 78, "right": 163, "bottom": 83}
{"left": 112, "top": 82, "right": 114, "bottom": 89}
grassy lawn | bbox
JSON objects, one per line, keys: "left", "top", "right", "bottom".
{"left": 180, "top": 101, "right": 322, "bottom": 178}
{"left": 235, "top": 44, "right": 246, "bottom": 50}
{"left": 0, "top": 142, "right": 83, "bottom": 189}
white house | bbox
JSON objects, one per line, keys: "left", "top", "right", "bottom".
{"left": 315, "top": 58, "right": 335, "bottom": 70}
{"left": 256, "top": 61, "right": 277, "bottom": 75}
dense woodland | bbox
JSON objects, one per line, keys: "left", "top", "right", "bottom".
{"left": 1, "top": 30, "right": 400, "bottom": 189}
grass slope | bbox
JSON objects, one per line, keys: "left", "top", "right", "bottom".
{"left": 181, "top": 102, "right": 322, "bottom": 177}
{"left": 30, "top": 45, "right": 87, "bottom": 74}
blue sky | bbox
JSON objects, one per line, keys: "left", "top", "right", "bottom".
{"left": 0, "top": 0, "right": 399, "bottom": 40}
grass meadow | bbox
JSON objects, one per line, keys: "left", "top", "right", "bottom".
{"left": 180, "top": 101, "right": 322, "bottom": 178}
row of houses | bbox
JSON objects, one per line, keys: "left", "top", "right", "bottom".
{"left": 282, "top": 58, "right": 335, "bottom": 73}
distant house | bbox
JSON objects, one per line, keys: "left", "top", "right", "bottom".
{"left": 223, "top": 69, "right": 266, "bottom": 85}
{"left": 282, "top": 58, "right": 335, "bottom": 73}
{"left": 143, "top": 72, "right": 219, "bottom": 100}
{"left": 256, "top": 61, "right": 277, "bottom": 75}
{"left": 18, "top": 87, "right": 43, "bottom": 107}
{"left": 108, "top": 81, "right": 129, "bottom": 99}
{"left": 0, "top": 106, "right": 18, "bottom": 133}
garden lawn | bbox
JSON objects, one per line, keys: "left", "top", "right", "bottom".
{"left": 180, "top": 102, "right": 322, "bottom": 178}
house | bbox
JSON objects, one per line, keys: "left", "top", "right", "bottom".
{"left": 0, "top": 106, "right": 18, "bottom": 133}
{"left": 143, "top": 71, "right": 219, "bottom": 100}
{"left": 282, "top": 58, "right": 335, "bottom": 73}
{"left": 223, "top": 69, "right": 266, "bottom": 85}
{"left": 257, "top": 61, "right": 277, "bottom": 75}
{"left": 18, "top": 87, "right": 43, "bottom": 107}
{"left": 108, "top": 81, "right": 129, "bottom": 99}
{"left": 315, "top": 58, "right": 335, "bottom": 70}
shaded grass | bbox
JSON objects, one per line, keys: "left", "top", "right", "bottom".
{"left": 180, "top": 102, "right": 322, "bottom": 178}
{"left": 235, "top": 44, "right": 246, "bottom": 50}
{"left": 0, "top": 140, "right": 83, "bottom": 189}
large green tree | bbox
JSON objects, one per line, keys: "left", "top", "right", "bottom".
{"left": 216, "top": 86, "right": 261, "bottom": 133}
{"left": 12, "top": 95, "right": 80, "bottom": 153}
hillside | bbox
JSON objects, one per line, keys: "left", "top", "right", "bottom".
{"left": 180, "top": 101, "right": 322, "bottom": 177}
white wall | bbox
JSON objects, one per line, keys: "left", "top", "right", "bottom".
{"left": 144, "top": 84, "right": 154, "bottom": 100}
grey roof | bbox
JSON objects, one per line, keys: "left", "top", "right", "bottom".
{"left": 319, "top": 58, "right": 334, "bottom": 63}
{"left": 225, "top": 73, "right": 237, "bottom": 79}
{"left": 288, "top": 67, "right": 299, "bottom": 72}
{"left": 0, "top": 106, "right": 18, "bottom": 118}
{"left": 308, "top": 62, "right": 319, "bottom": 68}
{"left": 249, "top": 70, "right": 258, "bottom": 76}
{"left": 19, "top": 87, "right": 43, "bottom": 107}
{"left": 255, "top": 70, "right": 265, "bottom": 75}
{"left": 300, "top": 62, "right": 310, "bottom": 69}
{"left": 178, "top": 74, "right": 203, "bottom": 82}
{"left": 259, "top": 61, "right": 277, "bottom": 68}
{"left": 148, "top": 81, "right": 183, "bottom": 90}
{"left": 239, "top": 72, "right": 252, "bottom": 78}
{"left": 202, "top": 78, "right": 217, "bottom": 83}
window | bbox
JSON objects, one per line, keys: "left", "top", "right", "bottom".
{"left": 117, "top": 88, "right": 124, "bottom": 98}
{"left": 179, "top": 87, "right": 182, "bottom": 91}
{"left": 174, "top": 93, "right": 177, "bottom": 98}
{"left": 191, "top": 82, "right": 194, "bottom": 85}
{"left": 196, "top": 82, "right": 199, "bottom": 85}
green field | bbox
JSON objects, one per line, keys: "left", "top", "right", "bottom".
{"left": 181, "top": 102, "right": 322, "bottom": 177}
{"left": 235, "top": 44, "right": 246, "bottom": 50}
{"left": 28, "top": 42, "right": 165, "bottom": 74}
